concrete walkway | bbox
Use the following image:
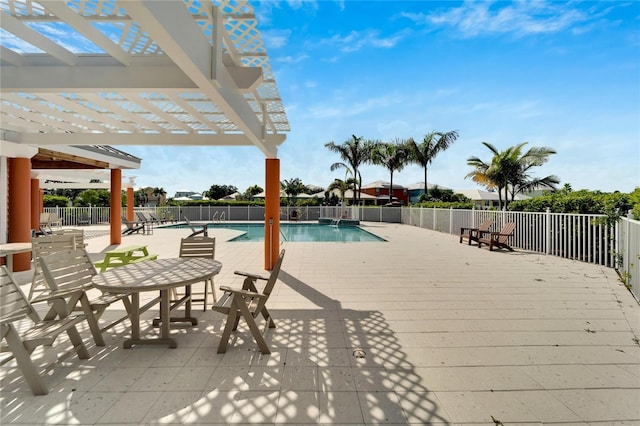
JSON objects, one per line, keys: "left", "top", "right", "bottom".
{"left": 2, "top": 222, "right": 639, "bottom": 424}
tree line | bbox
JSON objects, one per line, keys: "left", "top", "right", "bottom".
{"left": 324, "top": 132, "right": 559, "bottom": 209}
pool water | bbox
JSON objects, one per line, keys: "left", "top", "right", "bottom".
{"left": 163, "top": 223, "right": 385, "bottom": 242}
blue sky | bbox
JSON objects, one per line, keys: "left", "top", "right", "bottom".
{"left": 120, "top": 0, "right": 640, "bottom": 197}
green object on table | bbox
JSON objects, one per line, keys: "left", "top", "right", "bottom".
{"left": 94, "top": 245, "right": 157, "bottom": 272}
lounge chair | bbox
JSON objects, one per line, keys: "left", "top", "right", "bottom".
{"left": 1, "top": 266, "right": 90, "bottom": 395}
{"left": 38, "top": 248, "right": 134, "bottom": 346}
{"left": 459, "top": 219, "right": 493, "bottom": 245}
{"left": 478, "top": 222, "right": 517, "bottom": 251}
{"left": 289, "top": 210, "right": 299, "bottom": 221}
{"left": 212, "top": 249, "right": 285, "bottom": 354}
{"left": 174, "top": 236, "right": 216, "bottom": 311}
{"left": 37, "top": 212, "right": 52, "bottom": 235}
{"left": 184, "top": 216, "right": 208, "bottom": 237}
{"left": 122, "top": 216, "right": 144, "bottom": 235}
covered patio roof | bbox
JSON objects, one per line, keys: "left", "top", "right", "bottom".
{"left": 0, "top": 0, "right": 289, "bottom": 157}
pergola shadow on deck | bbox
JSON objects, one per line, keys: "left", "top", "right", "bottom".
{"left": 2, "top": 223, "right": 639, "bottom": 424}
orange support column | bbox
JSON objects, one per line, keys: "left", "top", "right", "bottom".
{"left": 264, "top": 158, "right": 280, "bottom": 270}
{"left": 127, "top": 187, "right": 134, "bottom": 221}
{"left": 30, "top": 179, "right": 40, "bottom": 232}
{"left": 110, "top": 169, "right": 122, "bottom": 245}
{"left": 8, "top": 158, "right": 31, "bottom": 271}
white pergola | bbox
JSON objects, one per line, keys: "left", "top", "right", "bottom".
{"left": 1, "top": 1, "right": 289, "bottom": 266}
{"left": 0, "top": 0, "right": 290, "bottom": 157}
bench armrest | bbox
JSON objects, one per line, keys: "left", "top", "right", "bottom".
{"left": 30, "top": 288, "right": 85, "bottom": 304}
{"left": 234, "top": 271, "right": 269, "bottom": 281}
{"left": 219, "top": 285, "right": 268, "bottom": 299}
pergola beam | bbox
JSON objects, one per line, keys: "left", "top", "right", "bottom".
{"left": 0, "top": 63, "right": 198, "bottom": 92}
{"left": 18, "top": 132, "right": 286, "bottom": 147}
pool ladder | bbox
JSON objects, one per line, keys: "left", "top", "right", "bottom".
{"left": 330, "top": 218, "right": 341, "bottom": 226}
{"left": 211, "top": 211, "right": 226, "bottom": 223}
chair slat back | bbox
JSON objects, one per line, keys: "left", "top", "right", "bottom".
{"left": 263, "top": 249, "right": 285, "bottom": 297}
{"left": 39, "top": 249, "right": 97, "bottom": 294}
{"left": 30, "top": 234, "right": 78, "bottom": 298}
{"left": 1, "top": 266, "right": 35, "bottom": 324}
{"left": 52, "top": 229, "right": 85, "bottom": 247}
{"left": 179, "top": 236, "right": 216, "bottom": 259}
{"left": 498, "top": 222, "right": 517, "bottom": 242}
{"left": 478, "top": 219, "right": 493, "bottom": 232}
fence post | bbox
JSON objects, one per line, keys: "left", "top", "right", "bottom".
{"left": 449, "top": 207, "right": 453, "bottom": 234}
{"left": 432, "top": 207, "right": 436, "bottom": 230}
{"left": 545, "top": 208, "right": 551, "bottom": 255}
{"left": 471, "top": 205, "right": 475, "bottom": 228}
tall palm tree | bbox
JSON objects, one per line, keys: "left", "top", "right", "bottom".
{"left": 408, "top": 130, "right": 459, "bottom": 196}
{"left": 370, "top": 139, "right": 411, "bottom": 205}
{"left": 325, "top": 135, "right": 374, "bottom": 206}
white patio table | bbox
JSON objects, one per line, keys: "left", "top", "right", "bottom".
{"left": 0, "top": 242, "right": 32, "bottom": 272}
{"left": 92, "top": 257, "right": 222, "bottom": 348}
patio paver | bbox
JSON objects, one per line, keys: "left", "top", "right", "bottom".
{"left": 1, "top": 222, "right": 639, "bottom": 424}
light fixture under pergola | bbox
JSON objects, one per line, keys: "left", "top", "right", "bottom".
{"left": 0, "top": 0, "right": 290, "bottom": 157}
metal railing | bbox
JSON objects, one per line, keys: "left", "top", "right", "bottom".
{"left": 44, "top": 205, "right": 638, "bottom": 299}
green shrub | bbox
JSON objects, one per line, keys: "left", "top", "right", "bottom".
{"left": 508, "top": 189, "right": 636, "bottom": 215}
{"left": 43, "top": 195, "right": 70, "bottom": 207}
{"left": 416, "top": 201, "right": 474, "bottom": 209}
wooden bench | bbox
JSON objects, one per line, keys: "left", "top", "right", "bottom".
{"left": 478, "top": 222, "right": 516, "bottom": 251}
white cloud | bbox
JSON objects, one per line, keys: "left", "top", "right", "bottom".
{"left": 307, "top": 92, "right": 405, "bottom": 119}
{"left": 262, "top": 28, "right": 292, "bottom": 49}
{"left": 322, "top": 29, "right": 407, "bottom": 52}
{"left": 402, "top": 1, "right": 601, "bottom": 38}
{"left": 275, "top": 54, "right": 309, "bottom": 64}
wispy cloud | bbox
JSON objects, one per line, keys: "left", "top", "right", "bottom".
{"left": 262, "top": 28, "right": 292, "bottom": 49}
{"left": 401, "top": 1, "right": 603, "bottom": 38}
{"left": 308, "top": 92, "right": 405, "bottom": 118}
{"left": 321, "top": 29, "right": 407, "bottom": 52}
{"left": 275, "top": 54, "right": 309, "bottom": 64}
{"left": 0, "top": 28, "right": 43, "bottom": 53}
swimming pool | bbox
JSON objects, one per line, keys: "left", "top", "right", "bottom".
{"left": 162, "top": 223, "right": 386, "bottom": 242}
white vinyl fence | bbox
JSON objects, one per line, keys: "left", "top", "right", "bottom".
{"left": 45, "top": 205, "right": 639, "bottom": 299}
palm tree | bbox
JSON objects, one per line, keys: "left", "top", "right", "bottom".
{"left": 507, "top": 144, "right": 559, "bottom": 201}
{"left": 281, "top": 178, "right": 305, "bottom": 205}
{"left": 408, "top": 130, "right": 459, "bottom": 196}
{"left": 327, "top": 178, "right": 357, "bottom": 205}
{"left": 152, "top": 187, "right": 166, "bottom": 205}
{"left": 466, "top": 142, "right": 513, "bottom": 210}
{"left": 370, "top": 139, "right": 411, "bottom": 205}
{"left": 466, "top": 142, "right": 559, "bottom": 209}
{"left": 325, "top": 135, "right": 374, "bottom": 206}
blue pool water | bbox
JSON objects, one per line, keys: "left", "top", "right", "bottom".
{"left": 162, "top": 223, "right": 385, "bottom": 242}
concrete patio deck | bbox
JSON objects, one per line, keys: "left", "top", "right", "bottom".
{"left": 2, "top": 222, "right": 639, "bottom": 425}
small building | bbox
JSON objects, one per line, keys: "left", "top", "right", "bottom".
{"left": 455, "top": 189, "right": 530, "bottom": 209}
{"left": 361, "top": 180, "right": 408, "bottom": 206}
{"left": 406, "top": 182, "right": 451, "bottom": 204}
{"left": 173, "top": 189, "right": 205, "bottom": 200}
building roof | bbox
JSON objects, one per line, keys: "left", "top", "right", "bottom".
{"left": 406, "top": 182, "right": 451, "bottom": 191}
{"left": 456, "top": 189, "right": 530, "bottom": 201}
{"left": 361, "top": 180, "right": 405, "bottom": 189}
